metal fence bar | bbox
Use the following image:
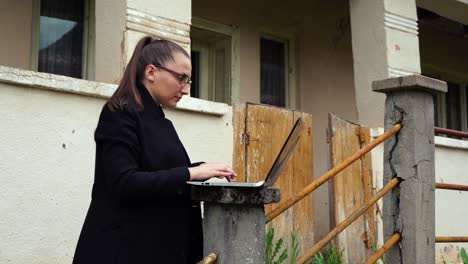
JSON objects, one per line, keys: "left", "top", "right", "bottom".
{"left": 196, "top": 253, "right": 217, "bottom": 264}
{"left": 435, "top": 237, "right": 468, "bottom": 243}
{"left": 365, "top": 233, "right": 401, "bottom": 264}
{"left": 435, "top": 182, "right": 468, "bottom": 191}
{"left": 435, "top": 127, "right": 468, "bottom": 138}
{"left": 295, "top": 178, "right": 400, "bottom": 264}
{"left": 266, "top": 124, "right": 402, "bottom": 223}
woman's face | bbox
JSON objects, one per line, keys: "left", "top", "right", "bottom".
{"left": 143, "top": 52, "right": 191, "bottom": 108}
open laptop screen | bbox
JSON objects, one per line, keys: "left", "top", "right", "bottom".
{"left": 263, "top": 118, "right": 305, "bottom": 187}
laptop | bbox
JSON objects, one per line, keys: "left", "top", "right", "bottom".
{"left": 187, "top": 117, "right": 305, "bottom": 188}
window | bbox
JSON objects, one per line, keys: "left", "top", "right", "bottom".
{"left": 31, "top": 0, "right": 94, "bottom": 79}
{"left": 190, "top": 18, "right": 237, "bottom": 104}
{"left": 445, "top": 82, "right": 462, "bottom": 131}
{"left": 419, "top": 7, "right": 468, "bottom": 136}
{"left": 260, "top": 34, "right": 295, "bottom": 108}
{"left": 432, "top": 79, "right": 468, "bottom": 137}
{"left": 260, "top": 37, "right": 286, "bottom": 107}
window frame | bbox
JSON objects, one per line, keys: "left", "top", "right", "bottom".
{"left": 423, "top": 64, "right": 468, "bottom": 133}
{"left": 30, "top": 0, "right": 95, "bottom": 80}
{"left": 190, "top": 17, "right": 240, "bottom": 105}
{"left": 259, "top": 30, "right": 297, "bottom": 109}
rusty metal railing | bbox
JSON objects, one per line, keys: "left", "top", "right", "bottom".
{"left": 363, "top": 179, "right": 468, "bottom": 263}
{"left": 266, "top": 123, "right": 402, "bottom": 223}
{"left": 435, "top": 127, "right": 468, "bottom": 138}
{"left": 435, "top": 182, "right": 468, "bottom": 191}
{"left": 197, "top": 253, "right": 217, "bottom": 264}
{"left": 435, "top": 237, "right": 468, "bottom": 243}
{"left": 295, "top": 178, "right": 400, "bottom": 264}
{"left": 201, "top": 124, "right": 402, "bottom": 262}
{"left": 364, "top": 233, "right": 401, "bottom": 264}
{"left": 434, "top": 182, "right": 468, "bottom": 244}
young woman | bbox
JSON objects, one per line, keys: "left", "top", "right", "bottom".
{"left": 73, "top": 36, "right": 236, "bottom": 264}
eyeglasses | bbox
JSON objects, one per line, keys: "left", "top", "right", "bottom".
{"left": 154, "top": 64, "right": 192, "bottom": 88}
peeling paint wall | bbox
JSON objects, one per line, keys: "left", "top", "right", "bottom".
{"left": 0, "top": 79, "right": 232, "bottom": 263}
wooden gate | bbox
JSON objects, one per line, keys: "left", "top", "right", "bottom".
{"left": 328, "top": 113, "right": 376, "bottom": 262}
{"left": 233, "top": 103, "right": 314, "bottom": 257}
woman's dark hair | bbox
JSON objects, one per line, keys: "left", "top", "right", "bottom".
{"left": 108, "top": 36, "right": 190, "bottom": 111}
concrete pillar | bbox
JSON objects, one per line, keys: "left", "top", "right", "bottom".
{"left": 350, "top": 0, "right": 421, "bottom": 127}
{"left": 191, "top": 186, "right": 280, "bottom": 264}
{"left": 372, "top": 75, "right": 447, "bottom": 263}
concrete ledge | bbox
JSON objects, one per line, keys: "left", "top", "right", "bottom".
{"left": 172, "top": 96, "right": 228, "bottom": 116}
{"left": 0, "top": 65, "right": 228, "bottom": 116}
{"left": 191, "top": 186, "right": 280, "bottom": 205}
{"left": 435, "top": 136, "right": 468, "bottom": 150}
{"left": 372, "top": 75, "right": 447, "bottom": 94}
{"left": 0, "top": 65, "right": 115, "bottom": 98}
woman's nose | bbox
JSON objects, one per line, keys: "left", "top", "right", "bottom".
{"left": 181, "top": 85, "right": 190, "bottom": 95}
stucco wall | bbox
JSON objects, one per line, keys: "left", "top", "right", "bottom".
{"left": 296, "top": 1, "right": 358, "bottom": 237}
{"left": 0, "top": 67, "right": 232, "bottom": 263}
{"left": 434, "top": 138, "right": 468, "bottom": 264}
{"left": 193, "top": 0, "right": 357, "bottom": 239}
{"left": 0, "top": 0, "right": 33, "bottom": 70}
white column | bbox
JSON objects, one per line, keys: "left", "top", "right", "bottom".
{"left": 124, "top": 0, "right": 192, "bottom": 66}
{"left": 350, "top": 0, "right": 421, "bottom": 127}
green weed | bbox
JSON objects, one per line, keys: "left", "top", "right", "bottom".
{"left": 266, "top": 228, "right": 288, "bottom": 264}
{"left": 310, "top": 245, "right": 343, "bottom": 264}
{"left": 461, "top": 247, "right": 468, "bottom": 264}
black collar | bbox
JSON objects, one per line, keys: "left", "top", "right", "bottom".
{"left": 137, "top": 82, "right": 165, "bottom": 118}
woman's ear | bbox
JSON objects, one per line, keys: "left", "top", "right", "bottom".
{"left": 144, "top": 64, "right": 157, "bottom": 82}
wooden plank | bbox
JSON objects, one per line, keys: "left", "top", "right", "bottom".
{"left": 246, "top": 104, "right": 292, "bottom": 185}
{"left": 245, "top": 104, "right": 293, "bottom": 261}
{"left": 232, "top": 103, "right": 247, "bottom": 182}
{"left": 292, "top": 111, "right": 314, "bottom": 256}
{"left": 359, "top": 127, "right": 376, "bottom": 252}
{"left": 329, "top": 113, "right": 371, "bottom": 263}
{"left": 239, "top": 104, "right": 315, "bottom": 262}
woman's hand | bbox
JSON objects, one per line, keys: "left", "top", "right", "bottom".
{"left": 188, "top": 162, "right": 237, "bottom": 182}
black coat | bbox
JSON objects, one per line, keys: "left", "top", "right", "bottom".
{"left": 73, "top": 85, "right": 203, "bottom": 264}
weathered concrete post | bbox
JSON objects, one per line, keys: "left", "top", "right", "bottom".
{"left": 191, "top": 186, "right": 280, "bottom": 264}
{"left": 373, "top": 75, "right": 447, "bottom": 263}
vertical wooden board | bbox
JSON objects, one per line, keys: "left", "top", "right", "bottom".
{"left": 233, "top": 103, "right": 247, "bottom": 182}
{"left": 329, "top": 114, "right": 368, "bottom": 263}
{"left": 242, "top": 104, "right": 315, "bottom": 262}
{"left": 359, "top": 127, "right": 375, "bottom": 253}
{"left": 246, "top": 104, "right": 293, "bottom": 187}
{"left": 245, "top": 105, "right": 294, "bottom": 247}
{"left": 292, "top": 111, "right": 314, "bottom": 256}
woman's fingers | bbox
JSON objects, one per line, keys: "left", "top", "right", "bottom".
{"left": 193, "top": 162, "right": 237, "bottom": 181}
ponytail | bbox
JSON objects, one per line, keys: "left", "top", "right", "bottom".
{"left": 108, "top": 37, "right": 152, "bottom": 112}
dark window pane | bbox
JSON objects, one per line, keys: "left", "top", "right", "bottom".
{"left": 445, "top": 82, "right": 461, "bottom": 131}
{"left": 38, "top": 0, "right": 84, "bottom": 78}
{"left": 433, "top": 94, "right": 439, "bottom": 128}
{"left": 260, "top": 38, "right": 285, "bottom": 107}
{"left": 190, "top": 51, "right": 200, "bottom": 98}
